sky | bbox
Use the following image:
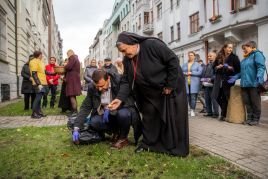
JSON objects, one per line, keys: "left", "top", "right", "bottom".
{"left": 53, "top": 0, "right": 114, "bottom": 63}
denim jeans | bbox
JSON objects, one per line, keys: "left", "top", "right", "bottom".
{"left": 187, "top": 93, "right": 198, "bottom": 110}
{"left": 204, "top": 87, "right": 219, "bottom": 116}
{"left": 42, "top": 85, "right": 57, "bottom": 107}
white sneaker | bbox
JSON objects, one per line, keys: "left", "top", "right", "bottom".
{"left": 190, "top": 109, "right": 195, "bottom": 117}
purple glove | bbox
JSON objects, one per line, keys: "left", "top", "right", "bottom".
{"left": 223, "top": 63, "right": 229, "bottom": 68}
{"left": 72, "top": 128, "right": 79, "bottom": 144}
{"left": 227, "top": 76, "right": 237, "bottom": 84}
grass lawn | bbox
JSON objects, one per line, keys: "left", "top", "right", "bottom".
{"left": 0, "top": 126, "right": 256, "bottom": 179}
{"left": 0, "top": 95, "right": 85, "bottom": 116}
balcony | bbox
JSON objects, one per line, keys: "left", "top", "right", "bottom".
{"left": 143, "top": 23, "right": 154, "bottom": 35}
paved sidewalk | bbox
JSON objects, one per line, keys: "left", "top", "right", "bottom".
{"left": 0, "top": 115, "right": 67, "bottom": 128}
{"left": 0, "top": 114, "right": 267, "bottom": 178}
{"left": 190, "top": 115, "right": 268, "bottom": 179}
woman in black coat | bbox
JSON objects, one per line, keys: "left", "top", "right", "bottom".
{"left": 211, "top": 43, "right": 240, "bottom": 121}
{"left": 109, "top": 32, "right": 189, "bottom": 156}
{"left": 21, "top": 55, "right": 36, "bottom": 110}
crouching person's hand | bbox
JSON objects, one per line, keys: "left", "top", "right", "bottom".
{"left": 72, "top": 127, "right": 79, "bottom": 144}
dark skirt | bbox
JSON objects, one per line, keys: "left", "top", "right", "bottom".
{"left": 58, "top": 82, "right": 72, "bottom": 111}
{"left": 135, "top": 83, "right": 189, "bottom": 156}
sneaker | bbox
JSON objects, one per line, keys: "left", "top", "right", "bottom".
{"left": 190, "top": 109, "right": 195, "bottom": 117}
{"left": 31, "top": 113, "right": 41, "bottom": 119}
{"left": 38, "top": 113, "right": 47, "bottom": 117}
{"left": 203, "top": 114, "right": 213, "bottom": 117}
{"left": 248, "top": 120, "right": 259, "bottom": 126}
{"left": 243, "top": 119, "right": 252, "bottom": 125}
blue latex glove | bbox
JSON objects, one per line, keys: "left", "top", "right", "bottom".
{"left": 223, "top": 63, "right": 229, "bottom": 68}
{"left": 103, "top": 109, "right": 110, "bottom": 123}
{"left": 256, "top": 77, "right": 263, "bottom": 85}
{"left": 72, "top": 128, "right": 79, "bottom": 143}
{"left": 227, "top": 76, "right": 237, "bottom": 84}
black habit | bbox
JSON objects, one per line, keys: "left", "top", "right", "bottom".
{"left": 116, "top": 32, "right": 189, "bottom": 156}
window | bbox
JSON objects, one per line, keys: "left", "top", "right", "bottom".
{"left": 151, "top": 10, "right": 154, "bottom": 23}
{"left": 177, "top": 22, "right": 181, "bottom": 40}
{"left": 170, "top": 0, "right": 173, "bottom": 10}
{"left": 127, "top": 21, "right": 129, "bottom": 31}
{"left": 177, "top": 0, "right": 181, "bottom": 6}
{"left": 157, "top": 3, "right": 162, "bottom": 19}
{"left": 212, "top": 0, "right": 219, "bottom": 17}
{"left": 189, "top": 12, "right": 199, "bottom": 34}
{"left": 133, "top": 25, "right": 135, "bottom": 32}
{"left": 157, "top": 32, "right": 163, "bottom": 40}
{"left": 126, "top": 4, "right": 128, "bottom": 12}
{"left": 170, "top": 26, "right": 174, "bottom": 42}
{"left": 132, "top": 4, "right": 135, "bottom": 14}
{"left": 0, "top": 6, "right": 7, "bottom": 61}
{"left": 231, "top": 0, "right": 256, "bottom": 11}
{"left": 138, "top": 14, "right": 141, "bottom": 29}
{"left": 144, "top": 12, "right": 149, "bottom": 24}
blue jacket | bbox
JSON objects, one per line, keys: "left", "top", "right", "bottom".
{"left": 235, "top": 50, "right": 266, "bottom": 88}
{"left": 182, "top": 62, "right": 203, "bottom": 94}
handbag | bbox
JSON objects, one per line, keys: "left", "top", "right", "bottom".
{"left": 253, "top": 54, "right": 268, "bottom": 93}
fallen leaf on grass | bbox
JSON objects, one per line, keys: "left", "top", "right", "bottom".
{"left": 61, "top": 153, "right": 70, "bottom": 157}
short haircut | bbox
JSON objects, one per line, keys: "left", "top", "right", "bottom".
{"left": 104, "top": 57, "right": 112, "bottom": 62}
{"left": 92, "top": 70, "right": 109, "bottom": 83}
{"left": 50, "top": 57, "right": 56, "bottom": 61}
{"left": 188, "top": 51, "right": 196, "bottom": 56}
{"left": 198, "top": 59, "right": 203, "bottom": 63}
{"left": 33, "top": 51, "right": 42, "bottom": 58}
{"left": 242, "top": 41, "right": 257, "bottom": 49}
{"left": 29, "top": 54, "right": 34, "bottom": 60}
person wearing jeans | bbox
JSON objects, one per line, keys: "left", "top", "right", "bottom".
{"left": 43, "top": 57, "right": 60, "bottom": 108}
{"left": 182, "top": 51, "right": 203, "bottom": 117}
{"left": 29, "top": 51, "right": 56, "bottom": 119}
{"left": 228, "top": 41, "right": 266, "bottom": 125}
{"left": 202, "top": 52, "right": 219, "bottom": 118}
{"left": 73, "top": 70, "right": 141, "bottom": 149}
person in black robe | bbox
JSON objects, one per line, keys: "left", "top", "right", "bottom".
{"left": 58, "top": 59, "right": 72, "bottom": 113}
{"left": 108, "top": 32, "right": 189, "bottom": 156}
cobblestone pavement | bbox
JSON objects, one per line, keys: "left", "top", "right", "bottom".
{"left": 0, "top": 113, "right": 267, "bottom": 178}
{"left": 0, "top": 115, "right": 67, "bottom": 128}
{"left": 190, "top": 114, "right": 268, "bottom": 179}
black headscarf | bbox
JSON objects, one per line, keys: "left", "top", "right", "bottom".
{"left": 116, "top": 31, "right": 165, "bottom": 45}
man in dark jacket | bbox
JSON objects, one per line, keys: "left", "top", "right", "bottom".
{"left": 201, "top": 52, "right": 219, "bottom": 118}
{"left": 103, "top": 57, "right": 118, "bottom": 75}
{"left": 72, "top": 70, "right": 141, "bottom": 149}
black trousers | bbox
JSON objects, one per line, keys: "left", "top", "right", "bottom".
{"left": 43, "top": 85, "right": 57, "bottom": 107}
{"left": 217, "top": 87, "right": 230, "bottom": 117}
{"left": 24, "top": 93, "right": 36, "bottom": 110}
{"left": 241, "top": 87, "right": 261, "bottom": 121}
{"left": 89, "top": 108, "right": 133, "bottom": 139}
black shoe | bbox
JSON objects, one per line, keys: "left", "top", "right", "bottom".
{"left": 199, "top": 109, "right": 206, "bottom": 113}
{"left": 203, "top": 114, "right": 213, "bottom": 117}
{"left": 212, "top": 115, "right": 219, "bottom": 118}
{"left": 38, "top": 113, "right": 47, "bottom": 117}
{"left": 219, "top": 116, "right": 225, "bottom": 121}
{"left": 248, "top": 120, "right": 259, "bottom": 126}
{"left": 135, "top": 146, "right": 146, "bottom": 153}
{"left": 243, "top": 119, "right": 252, "bottom": 125}
{"left": 31, "top": 113, "right": 41, "bottom": 119}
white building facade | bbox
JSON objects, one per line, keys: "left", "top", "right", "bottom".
{"left": 89, "top": 0, "right": 268, "bottom": 68}
{"left": 0, "top": 0, "right": 62, "bottom": 102}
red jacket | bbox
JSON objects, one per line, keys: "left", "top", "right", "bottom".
{"left": 46, "top": 64, "right": 60, "bottom": 85}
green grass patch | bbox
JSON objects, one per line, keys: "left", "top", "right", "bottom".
{"left": 0, "top": 126, "right": 256, "bottom": 178}
{"left": 0, "top": 95, "right": 85, "bottom": 116}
